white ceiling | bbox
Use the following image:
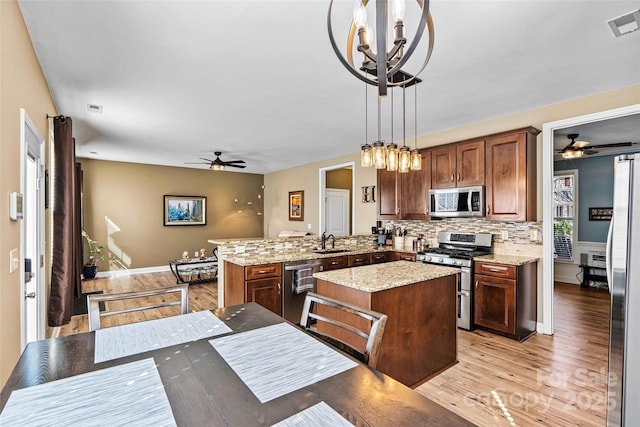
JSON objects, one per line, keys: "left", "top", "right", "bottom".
{"left": 18, "top": 1, "right": 640, "bottom": 174}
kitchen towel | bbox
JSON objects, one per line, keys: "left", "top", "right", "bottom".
{"left": 293, "top": 264, "right": 314, "bottom": 294}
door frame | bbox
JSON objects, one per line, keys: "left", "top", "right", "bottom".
{"left": 20, "top": 108, "right": 46, "bottom": 347}
{"left": 541, "top": 103, "right": 640, "bottom": 335}
{"left": 318, "top": 162, "right": 355, "bottom": 236}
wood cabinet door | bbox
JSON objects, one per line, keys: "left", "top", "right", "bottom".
{"left": 393, "top": 252, "right": 416, "bottom": 262}
{"left": 370, "top": 252, "right": 391, "bottom": 264}
{"left": 322, "top": 256, "right": 348, "bottom": 271}
{"left": 245, "top": 277, "right": 282, "bottom": 316}
{"left": 431, "top": 145, "right": 456, "bottom": 189}
{"left": 474, "top": 274, "right": 516, "bottom": 334}
{"left": 348, "top": 253, "right": 371, "bottom": 267}
{"left": 485, "top": 131, "right": 529, "bottom": 221}
{"left": 456, "top": 139, "right": 485, "bottom": 187}
{"left": 377, "top": 168, "right": 400, "bottom": 219}
{"left": 400, "top": 151, "right": 431, "bottom": 220}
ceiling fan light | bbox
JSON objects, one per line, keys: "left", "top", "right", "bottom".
{"left": 562, "top": 149, "right": 584, "bottom": 159}
{"left": 361, "top": 143, "right": 373, "bottom": 167}
{"left": 211, "top": 164, "right": 225, "bottom": 171}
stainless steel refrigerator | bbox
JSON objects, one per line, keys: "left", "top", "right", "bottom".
{"left": 606, "top": 154, "right": 640, "bottom": 426}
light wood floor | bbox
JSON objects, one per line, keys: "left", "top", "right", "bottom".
{"left": 59, "top": 276, "right": 610, "bottom": 426}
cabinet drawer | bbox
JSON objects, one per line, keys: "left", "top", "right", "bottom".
{"left": 245, "top": 263, "right": 282, "bottom": 280}
{"left": 348, "top": 253, "right": 371, "bottom": 267}
{"left": 370, "top": 252, "right": 391, "bottom": 264}
{"left": 475, "top": 262, "right": 516, "bottom": 279}
{"left": 394, "top": 252, "right": 417, "bottom": 262}
{"left": 322, "top": 256, "right": 348, "bottom": 271}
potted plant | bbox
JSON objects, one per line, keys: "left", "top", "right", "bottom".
{"left": 82, "top": 230, "right": 104, "bottom": 279}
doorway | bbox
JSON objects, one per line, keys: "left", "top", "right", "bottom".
{"left": 319, "top": 162, "right": 355, "bottom": 236}
{"left": 20, "top": 109, "right": 46, "bottom": 347}
{"left": 541, "top": 104, "right": 640, "bottom": 335}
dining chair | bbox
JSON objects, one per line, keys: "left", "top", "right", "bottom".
{"left": 300, "top": 292, "right": 387, "bottom": 369}
{"left": 87, "top": 284, "right": 189, "bottom": 331}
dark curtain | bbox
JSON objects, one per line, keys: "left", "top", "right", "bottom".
{"left": 48, "top": 117, "right": 82, "bottom": 327}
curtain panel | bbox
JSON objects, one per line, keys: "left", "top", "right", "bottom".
{"left": 48, "top": 117, "right": 82, "bottom": 327}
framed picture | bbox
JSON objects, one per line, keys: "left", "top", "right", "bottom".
{"left": 288, "top": 190, "right": 304, "bottom": 221}
{"left": 589, "top": 207, "right": 613, "bottom": 221}
{"left": 164, "top": 195, "right": 206, "bottom": 226}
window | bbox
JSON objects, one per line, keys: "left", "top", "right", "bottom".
{"left": 553, "top": 170, "right": 578, "bottom": 262}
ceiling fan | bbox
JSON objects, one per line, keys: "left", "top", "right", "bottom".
{"left": 558, "top": 133, "right": 636, "bottom": 159}
{"left": 185, "top": 151, "right": 246, "bottom": 170}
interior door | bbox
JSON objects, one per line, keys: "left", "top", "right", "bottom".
{"left": 21, "top": 109, "right": 45, "bottom": 346}
{"left": 325, "top": 188, "right": 350, "bottom": 236}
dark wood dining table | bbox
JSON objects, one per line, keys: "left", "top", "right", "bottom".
{"left": 0, "top": 303, "right": 474, "bottom": 426}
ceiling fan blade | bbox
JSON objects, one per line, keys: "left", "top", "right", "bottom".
{"left": 227, "top": 164, "right": 246, "bottom": 168}
{"left": 222, "top": 160, "right": 246, "bottom": 165}
{"left": 585, "top": 142, "right": 635, "bottom": 149}
{"left": 199, "top": 157, "right": 215, "bottom": 162}
{"left": 185, "top": 162, "right": 211, "bottom": 165}
{"left": 583, "top": 149, "right": 599, "bottom": 156}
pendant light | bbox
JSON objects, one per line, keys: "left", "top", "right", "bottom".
{"left": 372, "top": 96, "right": 386, "bottom": 169}
{"left": 398, "top": 85, "right": 411, "bottom": 173}
{"left": 410, "top": 84, "right": 422, "bottom": 170}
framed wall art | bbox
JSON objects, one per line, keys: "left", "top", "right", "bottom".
{"left": 288, "top": 190, "right": 304, "bottom": 221}
{"left": 589, "top": 207, "right": 612, "bottom": 221}
{"left": 164, "top": 195, "right": 206, "bottom": 226}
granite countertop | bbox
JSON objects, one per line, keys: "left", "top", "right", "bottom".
{"left": 475, "top": 253, "right": 539, "bottom": 266}
{"left": 221, "top": 247, "right": 390, "bottom": 266}
{"left": 313, "top": 261, "right": 460, "bottom": 293}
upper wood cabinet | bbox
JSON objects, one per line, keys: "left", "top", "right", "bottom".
{"left": 485, "top": 127, "right": 539, "bottom": 221}
{"left": 431, "top": 139, "right": 484, "bottom": 189}
{"left": 377, "top": 150, "right": 431, "bottom": 220}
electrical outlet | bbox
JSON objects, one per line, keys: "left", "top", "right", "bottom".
{"left": 234, "top": 245, "right": 246, "bottom": 254}
{"left": 307, "top": 223, "right": 312, "bottom": 230}
{"left": 501, "top": 230, "right": 509, "bottom": 241}
{"left": 9, "top": 248, "right": 19, "bottom": 273}
{"left": 530, "top": 230, "right": 538, "bottom": 241}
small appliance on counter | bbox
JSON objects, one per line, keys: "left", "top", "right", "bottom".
{"left": 416, "top": 231, "right": 492, "bottom": 330}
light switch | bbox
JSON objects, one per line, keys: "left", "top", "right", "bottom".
{"left": 9, "top": 248, "right": 19, "bottom": 273}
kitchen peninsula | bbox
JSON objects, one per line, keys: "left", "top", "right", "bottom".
{"left": 314, "top": 261, "right": 460, "bottom": 387}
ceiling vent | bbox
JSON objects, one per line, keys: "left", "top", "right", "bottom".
{"left": 87, "top": 103, "right": 103, "bottom": 113}
{"left": 608, "top": 9, "right": 640, "bottom": 37}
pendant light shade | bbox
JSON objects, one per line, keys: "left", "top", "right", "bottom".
{"left": 386, "top": 143, "right": 398, "bottom": 171}
{"left": 361, "top": 143, "right": 373, "bottom": 167}
{"left": 398, "top": 146, "right": 411, "bottom": 173}
{"left": 373, "top": 141, "right": 387, "bottom": 169}
{"left": 410, "top": 149, "right": 422, "bottom": 170}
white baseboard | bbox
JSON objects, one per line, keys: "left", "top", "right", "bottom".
{"left": 95, "top": 265, "right": 170, "bottom": 279}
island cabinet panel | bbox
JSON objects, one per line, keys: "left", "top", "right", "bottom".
{"left": 224, "top": 261, "right": 282, "bottom": 316}
{"left": 393, "top": 251, "right": 416, "bottom": 262}
{"left": 485, "top": 127, "right": 539, "bottom": 221}
{"left": 316, "top": 275, "right": 458, "bottom": 387}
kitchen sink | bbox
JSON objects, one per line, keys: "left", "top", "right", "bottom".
{"left": 313, "top": 248, "right": 349, "bottom": 254}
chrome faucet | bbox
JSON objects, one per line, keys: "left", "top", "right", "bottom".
{"left": 321, "top": 231, "right": 335, "bottom": 250}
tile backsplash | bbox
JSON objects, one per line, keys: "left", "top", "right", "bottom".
{"left": 382, "top": 218, "right": 542, "bottom": 246}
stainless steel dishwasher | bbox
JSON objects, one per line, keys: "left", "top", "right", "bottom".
{"left": 282, "top": 259, "right": 323, "bottom": 324}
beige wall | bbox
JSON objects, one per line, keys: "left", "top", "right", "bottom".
{"left": 264, "top": 84, "right": 640, "bottom": 237}
{"left": 81, "top": 159, "right": 264, "bottom": 269}
{"left": 326, "top": 168, "right": 352, "bottom": 190}
{"left": 0, "top": 0, "right": 57, "bottom": 387}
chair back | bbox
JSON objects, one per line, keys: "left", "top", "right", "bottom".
{"left": 300, "top": 292, "right": 387, "bottom": 369}
{"left": 87, "top": 284, "right": 189, "bottom": 331}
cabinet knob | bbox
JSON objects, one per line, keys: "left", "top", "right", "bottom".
{"left": 475, "top": 280, "right": 479, "bottom": 290}
{"left": 277, "top": 282, "right": 281, "bottom": 294}
{"left": 457, "top": 173, "right": 461, "bottom": 182}
{"left": 487, "top": 205, "right": 491, "bottom": 215}
{"left": 451, "top": 174, "right": 454, "bottom": 182}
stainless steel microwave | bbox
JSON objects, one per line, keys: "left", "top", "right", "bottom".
{"left": 429, "top": 186, "right": 485, "bottom": 218}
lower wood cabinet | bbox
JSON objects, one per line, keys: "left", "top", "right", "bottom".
{"left": 224, "top": 261, "right": 282, "bottom": 316}
{"left": 370, "top": 252, "right": 391, "bottom": 264}
{"left": 322, "top": 256, "right": 348, "bottom": 271}
{"left": 347, "top": 253, "right": 371, "bottom": 267}
{"left": 393, "top": 251, "right": 416, "bottom": 262}
{"left": 473, "top": 260, "right": 537, "bottom": 341}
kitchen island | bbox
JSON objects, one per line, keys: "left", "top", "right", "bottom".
{"left": 314, "top": 261, "right": 460, "bottom": 387}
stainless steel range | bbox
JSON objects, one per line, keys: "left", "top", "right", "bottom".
{"left": 416, "top": 231, "right": 492, "bottom": 330}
